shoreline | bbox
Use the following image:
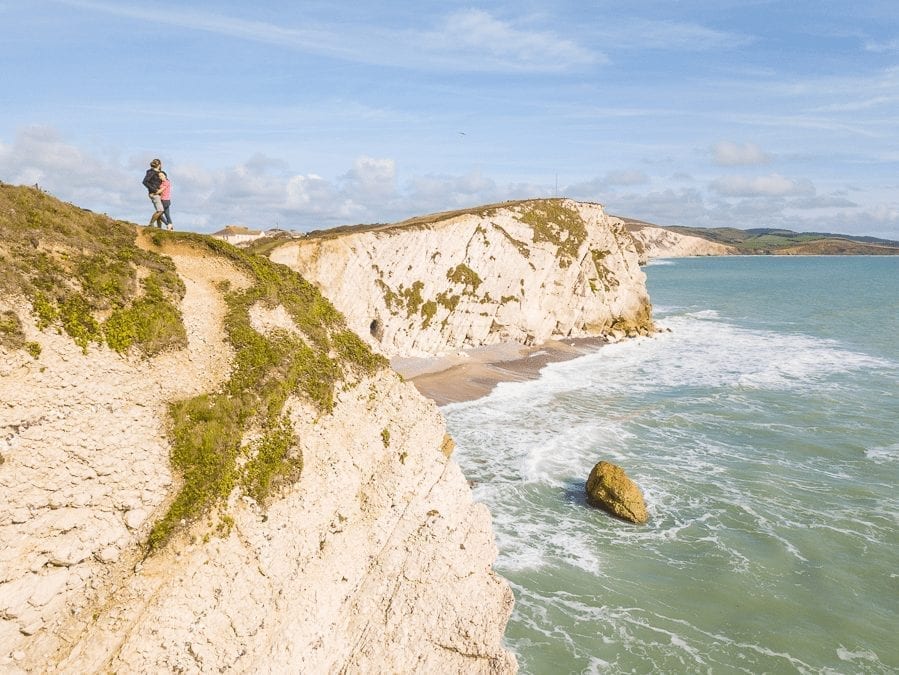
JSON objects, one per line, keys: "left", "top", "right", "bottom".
{"left": 391, "top": 336, "right": 610, "bottom": 406}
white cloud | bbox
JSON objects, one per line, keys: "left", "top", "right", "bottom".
{"left": 603, "top": 187, "right": 712, "bottom": 226}
{"left": 596, "top": 18, "right": 754, "bottom": 52}
{"left": 864, "top": 38, "right": 899, "bottom": 53}
{"left": 603, "top": 170, "right": 649, "bottom": 186}
{"left": 0, "top": 126, "right": 137, "bottom": 209}
{"left": 712, "top": 141, "right": 772, "bottom": 166}
{"left": 3, "top": 127, "right": 895, "bottom": 239}
{"left": 55, "top": 1, "right": 599, "bottom": 73}
{"left": 867, "top": 204, "right": 899, "bottom": 223}
{"left": 563, "top": 170, "right": 649, "bottom": 201}
{"left": 419, "top": 9, "right": 600, "bottom": 71}
{"left": 787, "top": 195, "right": 858, "bottom": 209}
{"left": 710, "top": 173, "right": 812, "bottom": 197}
{"left": 406, "top": 171, "right": 502, "bottom": 213}
{"left": 0, "top": 127, "right": 547, "bottom": 231}
{"left": 340, "top": 156, "right": 397, "bottom": 201}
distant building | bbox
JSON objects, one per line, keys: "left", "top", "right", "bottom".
{"left": 210, "top": 225, "right": 265, "bottom": 246}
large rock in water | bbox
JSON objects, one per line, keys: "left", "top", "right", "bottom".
{"left": 585, "top": 461, "right": 648, "bottom": 524}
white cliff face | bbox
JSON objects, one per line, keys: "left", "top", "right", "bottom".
{"left": 0, "top": 247, "right": 516, "bottom": 672}
{"left": 269, "top": 199, "right": 654, "bottom": 357}
{"left": 628, "top": 225, "right": 736, "bottom": 261}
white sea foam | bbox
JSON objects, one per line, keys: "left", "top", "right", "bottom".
{"left": 586, "top": 313, "right": 886, "bottom": 397}
{"left": 865, "top": 443, "right": 899, "bottom": 464}
{"left": 445, "top": 263, "right": 899, "bottom": 673}
{"left": 836, "top": 646, "right": 881, "bottom": 663}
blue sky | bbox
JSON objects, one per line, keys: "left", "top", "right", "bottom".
{"left": 1, "top": 1, "right": 898, "bottom": 237}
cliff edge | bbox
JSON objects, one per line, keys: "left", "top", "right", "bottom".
{"left": 268, "top": 199, "right": 654, "bottom": 357}
{"left": 623, "top": 221, "right": 737, "bottom": 261}
{"left": 0, "top": 185, "right": 516, "bottom": 672}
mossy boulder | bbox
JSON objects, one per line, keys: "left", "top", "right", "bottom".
{"left": 585, "top": 460, "right": 648, "bottom": 524}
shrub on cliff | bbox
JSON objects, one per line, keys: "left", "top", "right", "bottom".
{"left": 0, "top": 183, "right": 388, "bottom": 552}
{"left": 0, "top": 183, "right": 186, "bottom": 356}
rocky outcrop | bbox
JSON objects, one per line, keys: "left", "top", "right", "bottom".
{"left": 0, "top": 239, "right": 516, "bottom": 671}
{"left": 628, "top": 224, "right": 736, "bottom": 262}
{"left": 585, "top": 461, "right": 648, "bottom": 524}
{"left": 269, "top": 199, "right": 653, "bottom": 357}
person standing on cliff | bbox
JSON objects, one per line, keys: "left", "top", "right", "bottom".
{"left": 158, "top": 170, "right": 173, "bottom": 230}
{"left": 142, "top": 158, "right": 165, "bottom": 228}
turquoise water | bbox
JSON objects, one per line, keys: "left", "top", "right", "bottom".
{"left": 444, "top": 257, "right": 899, "bottom": 674}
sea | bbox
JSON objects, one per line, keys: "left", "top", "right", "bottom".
{"left": 443, "top": 256, "right": 898, "bottom": 674}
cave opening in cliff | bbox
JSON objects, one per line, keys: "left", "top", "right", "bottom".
{"left": 369, "top": 318, "right": 384, "bottom": 341}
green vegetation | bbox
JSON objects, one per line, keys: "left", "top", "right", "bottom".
{"left": 398, "top": 281, "right": 425, "bottom": 317}
{"left": 376, "top": 278, "right": 399, "bottom": 310}
{"left": 446, "top": 263, "right": 482, "bottom": 292}
{"left": 420, "top": 300, "right": 438, "bottom": 328}
{"left": 517, "top": 200, "right": 587, "bottom": 267}
{"left": 590, "top": 249, "right": 619, "bottom": 292}
{"left": 243, "top": 231, "right": 295, "bottom": 257}
{"left": 619, "top": 216, "right": 899, "bottom": 255}
{"left": 0, "top": 310, "right": 23, "bottom": 349}
{"left": 0, "top": 183, "right": 187, "bottom": 356}
{"left": 241, "top": 417, "right": 301, "bottom": 504}
{"left": 591, "top": 249, "right": 610, "bottom": 265}
{"left": 146, "top": 232, "right": 387, "bottom": 550}
{"left": 381, "top": 428, "right": 391, "bottom": 448}
{"left": 436, "top": 291, "right": 460, "bottom": 312}
{"left": 378, "top": 278, "right": 426, "bottom": 318}
{"left": 0, "top": 309, "right": 40, "bottom": 358}
{"left": 493, "top": 223, "right": 532, "bottom": 258}
{"left": 0, "top": 183, "right": 388, "bottom": 552}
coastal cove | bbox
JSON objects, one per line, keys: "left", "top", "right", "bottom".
{"left": 442, "top": 256, "right": 899, "bottom": 673}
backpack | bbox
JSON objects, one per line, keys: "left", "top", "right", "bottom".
{"left": 142, "top": 169, "right": 162, "bottom": 193}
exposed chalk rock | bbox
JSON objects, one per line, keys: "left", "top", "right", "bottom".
{"left": 1, "top": 232, "right": 516, "bottom": 672}
{"left": 626, "top": 223, "right": 737, "bottom": 262}
{"left": 269, "top": 198, "right": 654, "bottom": 357}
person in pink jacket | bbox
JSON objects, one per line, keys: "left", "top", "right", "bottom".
{"left": 158, "top": 171, "right": 173, "bottom": 231}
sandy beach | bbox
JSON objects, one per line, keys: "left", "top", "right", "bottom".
{"left": 391, "top": 336, "right": 609, "bottom": 406}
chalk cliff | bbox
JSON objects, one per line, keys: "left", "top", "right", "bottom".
{"left": 268, "top": 199, "right": 654, "bottom": 357}
{"left": 0, "top": 185, "right": 516, "bottom": 672}
{"left": 626, "top": 223, "right": 736, "bottom": 261}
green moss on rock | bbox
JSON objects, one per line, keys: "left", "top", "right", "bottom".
{"left": 420, "top": 300, "right": 438, "bottom": 328}
{"left": 0, "top": 310, "right": 39, "bottom": 358}
{"left": 436, "top": 291, "right": 461, "bottom": 312}
{"left": 399, "top": 280, "right": 425, "bottom": 317}
{"left": 517, "top": 200, "right": 587, "bottom": 268}
{"left": 446, "top": 264, "right": 482, "bottom": 292}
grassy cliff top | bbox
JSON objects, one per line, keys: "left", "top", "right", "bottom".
{"left": 618, "top": 215, "right": 899, "bottom": 255}
{"left": 0, "top": 182, "right": 387, "bottom": 551}
{"left": 292, "top": 197, "right": 604, "bottom": 242}
{"left": 0, "top": 182, "right": 187, "bottom": 356}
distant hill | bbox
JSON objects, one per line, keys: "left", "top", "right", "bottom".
{"left": 616, "top": 217, "right": 899, "bottom": 255}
